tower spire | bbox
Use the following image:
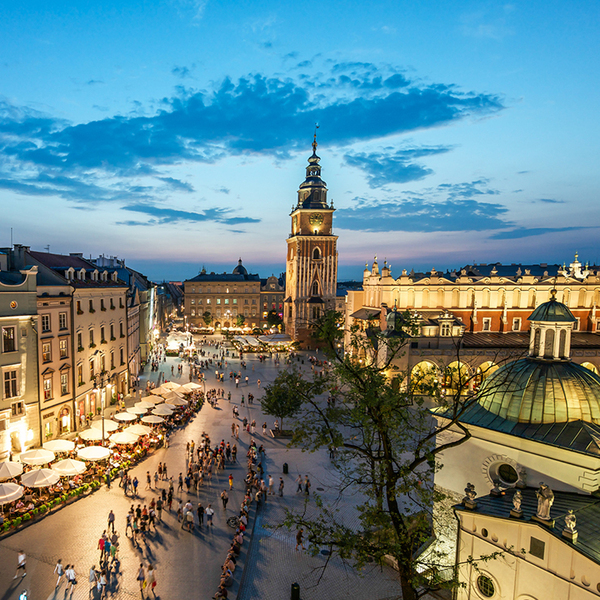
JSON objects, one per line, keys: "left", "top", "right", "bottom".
{"left": 312, "top": 123, "right": 319, "bottom": 154}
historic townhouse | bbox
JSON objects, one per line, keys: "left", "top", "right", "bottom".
{"left": 0, "top": 254, "right": 40, "bottom": 457}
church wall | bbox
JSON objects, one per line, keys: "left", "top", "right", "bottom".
{"left": 456, "top": 512, "right": 600, "bottom": 600}
{"left": 435, "top": 428, "right": 600, "bottom": 498}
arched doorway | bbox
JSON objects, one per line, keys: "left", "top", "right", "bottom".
{"left": 411, "top": 361, "right": 439, "bottom": 394}
{"left": 474, "top": 361, "right": 499, "bottom": 389}
{"left": 443, "top": 361, "right": 469, "bottom": 395}
{"left": 59, "top": 407, "right": 71, "bottom": 434}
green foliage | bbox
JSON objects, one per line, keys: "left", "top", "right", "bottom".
{"left": 2, "top": 520, "right": 10, "bottom": 530}
{"left": 14, "top": 517, "right": 22, "bottom": 526}
{"left": 202, "top": 311, "right": 212, "bottom": 326}
{"left": 31, "top": 507, "right": 39, "bottom": 516}
{"left": 22, "top": 513, "right": 31, "bottom": 521}
{"left": 266, "top": 310, "right": 282, "bottom": 328}
{"left": 236, "top": 314, "right": 245, "bottom": 328}
{"left": 260, "top": 368, "right": 326, "bottom": 431}
{"left": 273, "top": 309, "right": 511, "bottom": 600}
{"left": 39, "top": 505, "right": 48, "bottom": 513}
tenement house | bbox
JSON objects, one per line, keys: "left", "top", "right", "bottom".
{"left": 345, "top": 254, "right": 600, "bottom": 390}
{"left": 0, "top": 254, "right": 40, "bottom": 457}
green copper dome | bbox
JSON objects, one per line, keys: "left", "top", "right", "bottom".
{"left": 528, "top": 296, "right": 577, "bottom": 323}
{"left": 477, "top": 359, "right": 600, "bottom": 425}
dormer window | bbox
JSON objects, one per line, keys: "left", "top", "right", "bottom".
{"left": 78, "top": 269, "right": 85, "bottom": 281}
{"left": 66, "top": 267, "right": 75, "bottom": 281}
{"left": 440, "top": 322, "right": 452, "bottom": 337}
{"left": 91, "top": 270, "right": 98, "bottom": 281}
{"left": 111, "top": 272, "right": 118, "bottom": 282}
{"left": 101, "top": 271, "right": 108, "bottom": 281}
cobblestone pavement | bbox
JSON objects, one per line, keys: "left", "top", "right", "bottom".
{"left": 0, "top": 335, "right": 405, "bottom": 600}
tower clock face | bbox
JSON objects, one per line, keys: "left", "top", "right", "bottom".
{"left": 309, "top": 213, "right": 324, "bottom": 226}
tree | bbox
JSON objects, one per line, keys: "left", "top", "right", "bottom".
{"left": 202, "top": 311, "right": 212, "bottom": 327}
{"left": 266, "top": 309, "right": 283, "bottom": 328}
{"left": 260, "top": 368, "right": 324, "bottom": 431}
{"left": 277, "top": 309, "right": 522, "bottom": 600}
{"left": 236, "top": 314, "right": 246, "bottom": 328}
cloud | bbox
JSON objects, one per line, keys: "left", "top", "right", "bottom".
{"left": 336, "top": 179, "right": 506, "bottom": 232}
{"left": 172, "top": 65, "right": 193, "bottom": 79}
{"left": 0, "top": 64, "right": 502, "bottom": 211}
{"left": 121, "top": 204, "right": 261, "bottom": 226}
{"left": 344, "top": 146, "right": 451, "bottom": 187}
{"left": 490, "top": 227, "right": 588, "bottom": 240}
{"left": 537, "top": 198, "right": 565, "bottom": 204}
{"left": 86, "top": 80, "right": 104, "bottom": 86}
{"left": 158, "top": 176, "right": 195, "bottom": 192}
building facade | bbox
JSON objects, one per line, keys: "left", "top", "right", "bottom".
{"left": 284, "top": 136, "right": 338, "bottom": 346}
{"left": 183, "top": 260, "right": 262, "bottom": 330}
{"left": 0, "top": 260, "right": 40, "bottom": 457}
{"left": 260, "top": 275, "right": 285, "bottom": 327}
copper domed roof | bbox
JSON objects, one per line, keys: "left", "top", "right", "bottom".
{"left": 528, "top": 293, "right": 577, "bottom": 323}
{"left": 477, "top": 359, "right": 600, "bottom": 425}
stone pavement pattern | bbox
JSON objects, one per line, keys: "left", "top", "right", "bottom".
{"left": 0, "top": 334, "right": 406, "bottom": 600}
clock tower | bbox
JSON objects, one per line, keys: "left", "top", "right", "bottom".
{"left": 284, "top": 135, "right": 338, "bottom": 346}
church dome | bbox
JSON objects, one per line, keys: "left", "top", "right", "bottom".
{"left": 477, "top": 359, "right": 600, "bottom": 425}
{"left": 528, "top": 293, "right": 577, "bottom": 323}
{"left": 232, "top": 259, "right": 248, "bottom": 276}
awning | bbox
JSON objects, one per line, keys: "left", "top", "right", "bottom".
{"left": 350, "top": 308, "right": 381, "bottom": 320}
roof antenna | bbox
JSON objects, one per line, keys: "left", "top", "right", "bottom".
{"left": 44, "top": 245, "right": 50, "bottom": 253}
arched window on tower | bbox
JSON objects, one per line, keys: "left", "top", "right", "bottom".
{"left": 533, "top": 328, "right": 541, "bottom": 355}
{"left": 559, "top": 329, "right": 567, "bottom": 358}
{"left": 544, "top": 329, "right": 555, "bottom": 358}
{"left": 313, "top": 248, "right": 321, "bottom": 259}
{"left": 312, "top": 281, "right": 319, "bottom": 296}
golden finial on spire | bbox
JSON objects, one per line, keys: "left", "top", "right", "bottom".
{"left": 312, "top": 123, "right": 319, "bottom": 153}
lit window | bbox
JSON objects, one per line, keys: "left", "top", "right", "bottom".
{"left": 61, "top": 373, "right": 68, "bottom": 395}
{"left": 476, "top": 575, "right": 495, "bottom": 598}
{"left": 43, "top": 377, "right": 52, "bottom": 400}
{"left": 60, "top": 339, "right": 68, "bottom": 358}
{"left": 440, "top": 322, "right": 451, "bottom": 337}
{"left": 11, "top": 400, "right": 24, "bottom": 416}
{"left": 2, "top": 326, "right": 16, "bottom": 352}
{"left": 42, "top": 342, "right": 52, "bottom": 362}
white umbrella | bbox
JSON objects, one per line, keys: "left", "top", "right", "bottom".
{"left": 109, "top": 431, "right": 139, "bottom": 445}
{"left": 162, "top": 391, "right": 185, "bottom": 402}
{"left": 141, "top": 415, "right": 164, "bottom": 424}
{"left": 0, "top": 482, "right": 24, "bottom": 505}
{"left": 21, "top": 468, "right": 60, "bottom": 488}
{"left": 150, "top": 387, "right": 168, "bottom": 396}
{"left": 124, "top": 424, "right": 152, "bottom": 436}
{"left": 20, "top": 449, "right": 55, "bottom": 466}
{"left": 79, "top": 428, "right": 104, "bottom": 441}
{"left": 167, "top": 397, "right": 187, "bottom": 406}
{"left": 182, "top": 382, "right": 202, "bottom": 391}
{"left": 0, "top": 461, "right": 23, "bottom": 480}
{"left": 90, "top": 419, "right": 120, "bottom": 432}
{"left": 77, "top": 446, "right": 111, "bottom": 462}
{"left": 152, "top": 406, "right": 173, "bottom": 416}
{"left": 113, "top": 412, "right": 137, "bottom": 422}
{"left": 127, "top": 406, "right": 147, "bottom": 415}
{"left": 43, "top": 439, "right": 76, "bottom": 453}
{"left": 162, "top": 381, "right": 183, "bottom": 391}
{"left": 136, "top": 400, "right": 156, "bottom": 409}
{"left": 52, "top": 459, "right": 87, "bottom": 477}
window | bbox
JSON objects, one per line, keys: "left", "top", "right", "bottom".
{"left": 498, "top": 463, "right": 518, "bottom": 484}
{"left": 120, "top": 297, "right": 124, "bottom": 308}
{"left": 252, "top": 299, "right": 256, "bottom": 305}
{"left": 101, "top": 299, "right": 106, "bottom": 311}
{"left": 110, "top": 299, "right": 115, "bottom": 310}
{"left": 100, "top": 355, "right": 105, "bottom": 371}
{"left": 206, "top": 299, "right": 211, "bottom": 305}
{"left": 41, "top": 314, "right": 50, "bottom": 332}
{"left": 89, "top": 359, "right": 95, "bottom": 379}
{"left": 89, "top": 330, "right": 95, "bottom": 347}
{"left": 100, "top": 327, "right": 106, "bottom": 342}
{"left": 573, "top": 318, "right": 580, "bottom": 331}
{"left": 61, "top": 373, "right": 68, "bottom": 395}
{"left": 312, "top": 307, "right": 320, "bottom": 320}
{"left": 59, "top": 312, "right": 67, "bottom": 330}
{"left": 198, "top": 299, "right": 202, "bottom": 305}
{"left": 77, "top": 333, "right": 83, "bottom": 350}
{"left": 191, "top": 309, "right": 196, "bottom": 316}
{"left": 476, "top": 575, "right": 495, "bottom": 598}
{"left": 482, "top": 318, "right": 492, "bottom": 331}
{"left": 440, "top": 322, "right": 451, "bottom": 337}
{"left": 42, "top": 342, "right": 52, "bottom": 362}
{"left": 529, "top": 537, "right": 545, "bottom": 560}
{"left": 512, "top": 318, "right": 521, "bottom": 331}
{"left": 2, "top": 326, "right": 16, "bottom": 352}
{"left": 313, "top": 248, "right": 321, "bottom": 259}
{"left": 110, "top": 351, "right": 115, "bottom": 370}
{"left": 120, "top": 323, "right": 124, "bottom": 338}
{"left": 77, "top": 365, "right": 83, "bottom": 385}
{"left": 110, "top": 325, "right": 114, "bottom": 340}
{"left": 4, "top": 369, "right": 18, "bottom": 398}
{"left": 76, "top": 301, "right": 82, "bottom": 314}
{"left": 233, "top": 299, "right": 237, "bottom": 304}
{"left": 216, "top": 299, "right": 221, "bottom": 305}
{"left": 89, "top": 299, "right": 94, "bottom": 312}
{"left": 59, "top": 339, "right": 68, "bottom": 358}
{"left": 224, "top": 299, "right": 229, "bottom": 305}
{"left": 216, "top": 309, "right": 221, "bottom": 317}
{"left": 120, "top": 348, "right": 124, "bottom": 365}
{"left": 191, "top": 299, "right": 195, "bottom": 305}
{"left": 43, "top": 377, "right": 52, "bottom": 400}
{"left": 11, "top": 401, "right": 24, "bottom": 416}
{"left": 312, "top": 282, "right": 319, "bottom": 296}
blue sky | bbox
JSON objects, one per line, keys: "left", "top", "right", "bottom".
{"left": 1, "top": 1, "right": 600, "bottom": 282}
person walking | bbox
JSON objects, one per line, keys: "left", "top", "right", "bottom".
{"left": 295, "top": 529, "right": 304, "bottom": 551}
{"left": 54, "top": 558, "right": 65, "bottom": 588}
{"left": 262, "top": 422, "right": 267, "bottom": 436}
{"left": 132, "top": 476, "right": 139, "bottom": 496}
{"left": 197, "top": 502, "right": 204, "bottom": 528}
{"left": 156, "top": 497, "right": 163, "bottom": 522}
{"left": 126, "top": 508, "right": 133, "bottom": 536}
{"left": 146, "top": 564, "right": 157, "bottom": 597}
{"left": 220, "top": 490, "right": 229, "bottom": 509}
{"left": 98, "top": 569, "right": 107, "bottom": 598}
{"left": 205, "top": 504, "right": 215, "bottom": 527}
{"left": 89, "top": 565, "right": 98, "bottom": 595}
{"left": 279, "top": 477, "right": 284, "bottom": 497}
{"left": 13, "top": 550, "right": 26, "bottom": 579}
{"left": 296, "top": 475, "right": 303, "bottom": 493}
{"left": 153, "top": 471, "right": 159, "bottom": 488}
{"left": 228, "top": 473, "right": 233, "bottom": 489}
{"left": 137, "top": 563, "right": 146, "bottom": 596}
{"left": 65, "top": 564, "right": 77, "bottom": 592}
{"left": 107, "top": 509, "right": 116, "bottom": 533}
{"left": 146, "top": 471, "right": 152, "bottom": 490}
{"left": 178, "top": 473, "right": 183, "bottom": 492}
{"left": 304, "top": 475, "right": 311, "bottom": 496}
{"left": 268, "top": 475, "right": 274, "bottom": 495}
{"left": 98, "top": 534, "right": 106, "bottom": 562}
{"left": 232, "top": 444, "right": 237, "bottom": 462}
